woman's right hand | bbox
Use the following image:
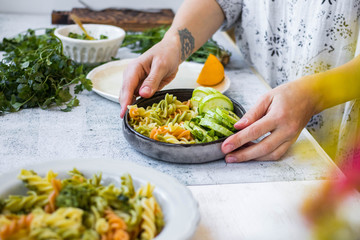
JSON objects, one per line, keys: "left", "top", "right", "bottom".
{"left": 119, "top": 34, "right": 182, "bottom": 118}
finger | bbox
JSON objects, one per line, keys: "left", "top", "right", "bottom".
{"left": 254, "top": 140, "right": 294, "bottom": 161}
{"left": 139, "top": 59, "right": 170, "bottom": 98}
{"left": 224, "top": 130, "right": 287, "bottom": 163}
{"left": 221, "top": 116, "right": 276, "bottom": 154}
{"left": 235, "top": 94, "right": 273, "bottom": 130}
{"left": 158, "top": 70, "right": 178, "bottom": 90}
{"left": 119, "top": 62, "right": 147, "bottom": 118}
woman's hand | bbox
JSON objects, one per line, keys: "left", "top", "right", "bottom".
{"left": 221, "top": 78, "right": 320, "bottom": 162}
{"left": 119, "top": 0, "right": 225, "bottom": 118}
{"left": 221, "top": 54, "right": 360, "bottom": 162}
{"left": 119, "top": 35, "right": 181, "bottom": 118}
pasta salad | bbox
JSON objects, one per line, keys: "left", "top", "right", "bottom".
{"left": 128, "top": 87, "right": 241, "bottom": 144}
{"left": 0, "top": 169, "right": 164, "bottom": 240}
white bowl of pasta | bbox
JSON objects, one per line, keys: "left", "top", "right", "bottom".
{"left": 0, "top": 159, "right": 200, "bottom": 240}
{"left": 123, "top": 88, "right": 246, "bottom": 163}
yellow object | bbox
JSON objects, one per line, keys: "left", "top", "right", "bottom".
{"left": 70, "top": 14, "right": 95, "bottom": 40}
{"left": 196, "top": 54, "right": 225, "bottom": 86}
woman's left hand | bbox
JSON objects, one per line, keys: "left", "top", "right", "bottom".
{"left": 221, "top": 78, "right": 319, "bottom": 163}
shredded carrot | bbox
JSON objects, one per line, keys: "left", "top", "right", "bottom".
{"left": 150, "top": 127, "right": 158, "bottom": 139}
{"left": 178, "top": 130, "right": 191, "bottom": 140}
{"left": 172, "top": 128, "right": 184, "bottom": 137}
{"left": 184, "top": 100, "right": 191, "bottom": 107}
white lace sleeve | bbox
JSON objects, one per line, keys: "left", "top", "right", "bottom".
{"left": 216, "top": 0, "right": 243, "bottom": 30}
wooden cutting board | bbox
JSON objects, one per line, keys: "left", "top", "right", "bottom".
{"left": 52, "top": 8, "right": 174, "bottom": 31}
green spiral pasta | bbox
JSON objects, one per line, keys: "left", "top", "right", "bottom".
{"left": 4, "top": 191, "right": 48, "bottom": 213}
{"left": 82, "top": 229, "right": 99, "bottom": 240}
{"left": 97, "top": 184, "right": 121, "bottom": 202}
{"left": 154, "top": 200, "right": 165, "bottom": 233}
{"left": 114, "top": 198, "right": 143, "bottom": 233}
{"left": 30, "top": 227, "right": 62, "bottom": 240}
{"left": 88, "top": 172, "right": 102, "bottom": 187}
{"left": 120, "top": 174, "right": 135, "bottom": 198}
{"left": 90, "top": 196, "right": 108, "bottom": 214}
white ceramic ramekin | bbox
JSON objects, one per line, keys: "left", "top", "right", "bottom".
{"left": 54, "top": 24, "right": 126, "bottom": 64}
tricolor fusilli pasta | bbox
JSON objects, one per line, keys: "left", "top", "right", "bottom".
{"left": 0, "top": 169, "right": 164, "bottom": 240}
{"left": 128, "top": 93, "right": 197, "bottom": 144}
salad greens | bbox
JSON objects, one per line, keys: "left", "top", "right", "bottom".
{"left": 121, "top": 26, "right": 231, "bottom": 65}
{"left": 68, "top": 32, "right": 108, "bottom": 40}
{"left": 0, "top": 28, "right": 92, "bottom": 114}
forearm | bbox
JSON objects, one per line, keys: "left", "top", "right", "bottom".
{"left": 164, "top": 0, "right": 225, "bottom": 61}
{"left": 298, "top": 55, "right": 360, "bottom": 114}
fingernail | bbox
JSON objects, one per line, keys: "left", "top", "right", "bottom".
{"left": 223, "top": 144, "right": 234, "bottom": 153}
{"left": 141, "top": 86, "right": 151, "bottom": 95}
{"left": 226, "top": 156, "right": 237, "bottom": 163}
{"left": 235, "top": 118, "right": 248, "bottom": 127}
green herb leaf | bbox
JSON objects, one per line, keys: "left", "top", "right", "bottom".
{"left": 0, "top": 28, "right": 93, "bottom": 114}
{"left": 21, "top": 61, "right": 30, "bottom": 69}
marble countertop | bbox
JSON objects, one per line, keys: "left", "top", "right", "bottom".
{"left": 0, "top": 13, "right": 341, "bottom": 186}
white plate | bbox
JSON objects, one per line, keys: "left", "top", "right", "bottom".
{"left": 0, "top": 159, "right": 200, "bottom": 240}
{"left": 87, "top": 58, "right": 231, "bottom": 103}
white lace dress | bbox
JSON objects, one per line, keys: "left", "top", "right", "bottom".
{"left": 216, "top": 0, "right": 360, "bottom": 163}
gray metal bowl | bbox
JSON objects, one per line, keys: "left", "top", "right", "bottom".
{"left": 123, "top": 89, "right": 246, "bottom": 163}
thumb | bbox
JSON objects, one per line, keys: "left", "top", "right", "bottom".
{"left": 235, "top": 94, "right": 273, "bottom": 129}
{"left": 139, "top": 60, "right": 169, "bottom": 98}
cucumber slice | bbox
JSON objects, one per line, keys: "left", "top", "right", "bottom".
{"left": 199, "top": 93, "right": 233, "bottom": 114}
{"left": 187, "top": 121, "right": 213, "bottom": 142}
{"left": 229, "top": 110, "right": 241, "bottom": 121}
{"left": 215, "top": 108, "right": 240, "bottom": 125}
{"left": 183, "top": 121, "right": 193, "bottom": 131}
{"left": 205, "top": 109, "right": 235, "bottom": 131}
{"left": 204, "top": 109, "right": 218, "bottom": 120}
{"left": 190, "top": 96, "right": 202, "bottom": 110}
{"left": 191, "top": 129, "right": 204, "bottom": 141}
{"left": 192, "top": 87, "right": 219, "bottom": 98}
{"left": 199, "top": 118, "right": 234, "bottom": 137}
{"left": 196, "top": 127, "right": 213, "bottom": 142}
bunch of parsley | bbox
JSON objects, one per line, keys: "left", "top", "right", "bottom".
{"left": 0, "top": 28, "right": 92, "bottom": 114}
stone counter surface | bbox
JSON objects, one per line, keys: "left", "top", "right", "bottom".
{"left": 0, "top": 13, "right": 341, "bottom": 185}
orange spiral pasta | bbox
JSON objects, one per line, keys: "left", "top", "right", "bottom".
{"left": 45, "top": 178, "right": 62, "bottom": 213}
{"left": 150, "top": 124, "right": 193, "bottom": 142}
{"left": 129, "top": 108, "right": 140, "bottom": 120}
{"left": 101, "top": 209, "right": 129, "bottom": 240}
{"left": 0, "top": 214, "right": 33, "bottom": 239}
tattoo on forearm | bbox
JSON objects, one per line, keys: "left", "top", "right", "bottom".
{"left": 178, "top": 28, "right": 195, "bottom": 61}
